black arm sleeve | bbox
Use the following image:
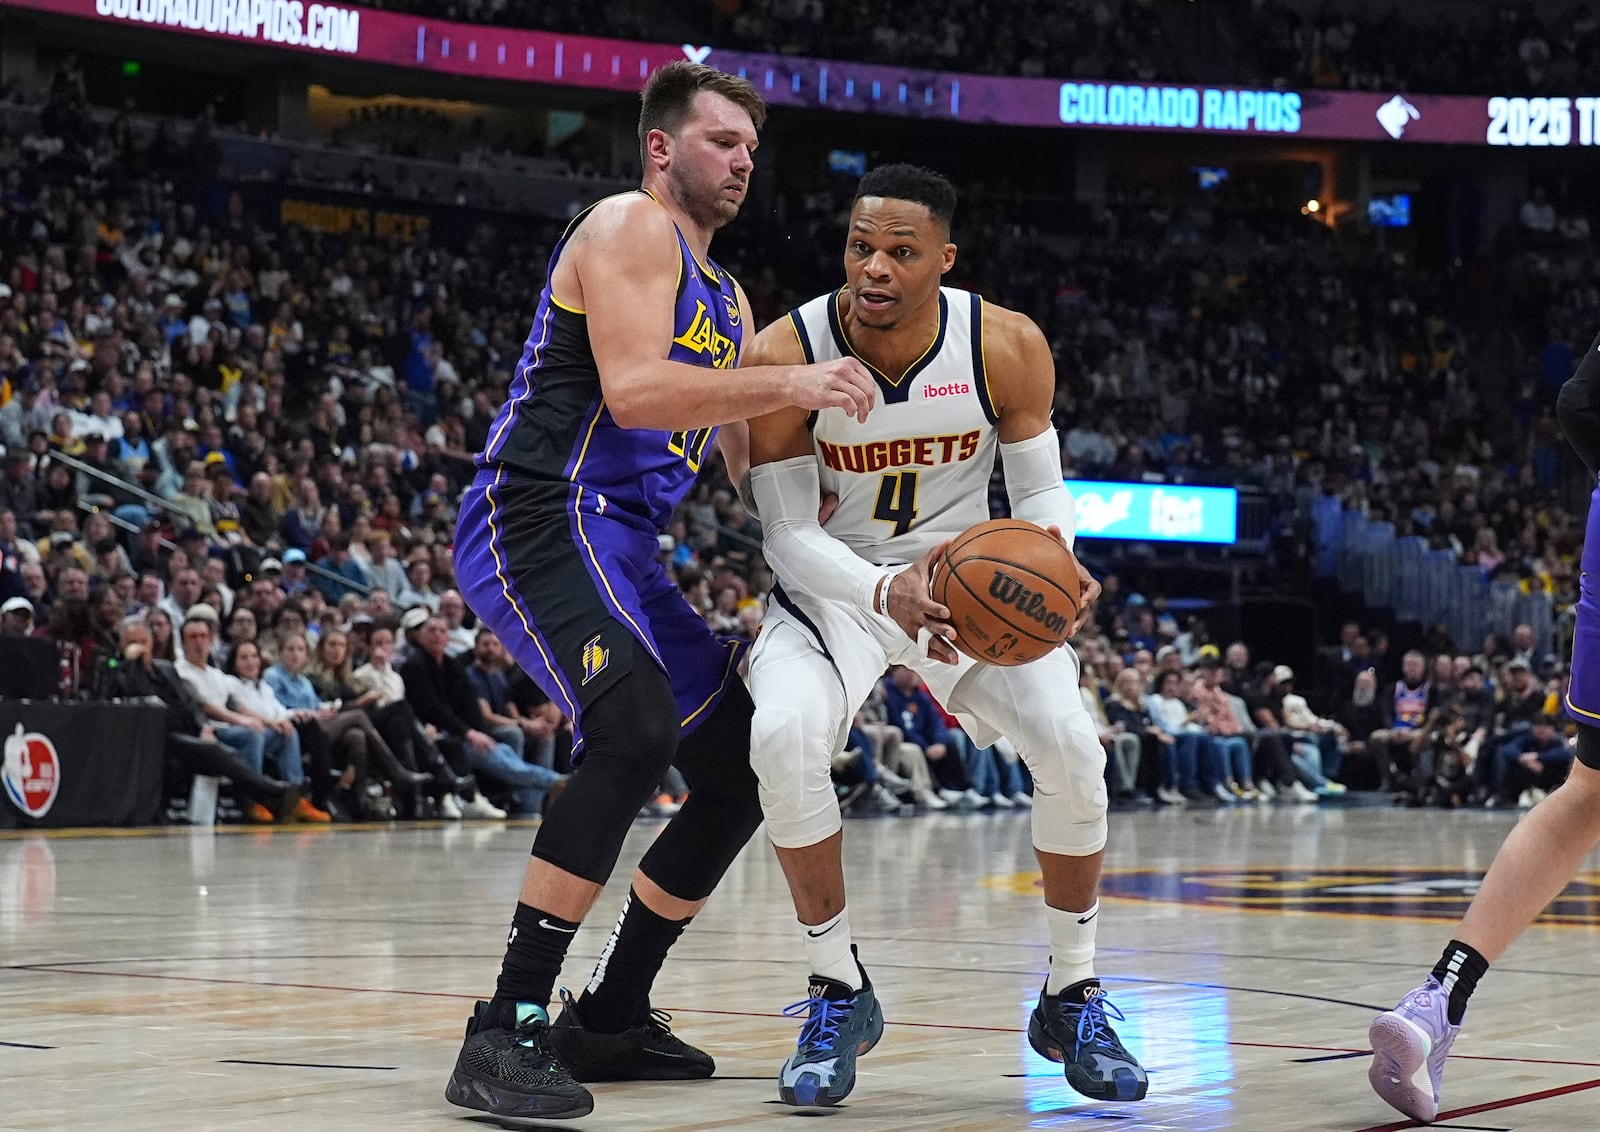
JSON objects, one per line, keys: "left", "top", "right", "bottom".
{"left": 1557, "top": 329, "right": 1600, "bottom": 478}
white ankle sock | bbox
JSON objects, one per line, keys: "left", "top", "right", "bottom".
{"left": 1045, "top": 902, "right": 1098, "bottom": 994}
{"left": 801, "top": 907, "right": 860, "bottom": 989}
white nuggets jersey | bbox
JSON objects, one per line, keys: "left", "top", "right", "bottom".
{"left": 787, "top": 287, "right": 998, "bottom": 566}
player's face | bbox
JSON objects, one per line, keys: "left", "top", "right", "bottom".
{"left": 660, "top": 92, "right": 757, "bottom": 230}
{"left": 843, "top": 197, "right": 956, "bottom": 331}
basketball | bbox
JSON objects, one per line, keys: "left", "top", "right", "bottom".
{"left": 929, "top": 519, "right": 1082, "bottom": 666}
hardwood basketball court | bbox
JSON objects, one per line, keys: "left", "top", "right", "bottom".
{"left": 4, "top": 805, "right": 1598, "bottom": 1130}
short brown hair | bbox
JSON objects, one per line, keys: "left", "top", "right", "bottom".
{"left": 638, "top": 61, "right": 765, "bottom": 164}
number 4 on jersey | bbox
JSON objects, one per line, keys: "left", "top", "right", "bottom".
{"left": 873, "top": 471, "right": 920, "bottom": 537}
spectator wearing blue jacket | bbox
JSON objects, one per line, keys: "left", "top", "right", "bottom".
{"left": 1495, "top": 713, "right": 1572, "bottom": 807}
{"left": 880, "top": 665, "right": 975, "bottom": 801}
{"left": 314, "top": 533, "right": 372, "bottom": 601}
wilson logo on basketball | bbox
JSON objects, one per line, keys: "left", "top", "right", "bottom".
{"left": 922, "top": 381, "right": 970, "bottom": 399}
{"left": 988, "top": 573, "right": 1069, "bottom": 635}
{"left": 2, "top": 723, "right": 60, "bottom": 820}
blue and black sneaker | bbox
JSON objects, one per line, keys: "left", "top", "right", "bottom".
{"left": 777, "top": 953, "right": 885, "bottom": 1107}
{"left": 1027, "top": 979, "right": 1148, "bottom": 1102}
{"left": 444, "top": 1000, "right": 594, "bottom": 1120}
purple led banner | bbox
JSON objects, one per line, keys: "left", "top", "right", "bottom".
{"left": 9, "top": 0, "right": 1592, "bottom": 147}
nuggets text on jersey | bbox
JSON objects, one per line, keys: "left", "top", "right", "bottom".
{"left": 816, "top": 430, "right": 983, "bottom": 475}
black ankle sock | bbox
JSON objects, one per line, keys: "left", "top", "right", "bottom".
{"left": 576, "top": 887, "right": 691, "bottom": 1033}
{"left": 490, "top": 902, "right": 579, "bottom": 1011}
{"left": 1430, "top": 939, "right": 1489, "bottom": 1025}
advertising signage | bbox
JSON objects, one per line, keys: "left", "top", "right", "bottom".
{"left": 20, "top": 0, "right": 687, "bottom": 89}
{"left": 1070, "top": 481, "right": 1239, "bottom": 546}
{"left": 6, "top": 0, "right": 1594, "bottom": 148}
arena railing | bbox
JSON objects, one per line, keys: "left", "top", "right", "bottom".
{"left": 1313, "top": 495, "right": 1556, "bottom": 656}
{"left": 51, "top": 451, "right": 373, "bottom": 596}
{"left": 48, "top": 450, "right": 189, "bottom": 524}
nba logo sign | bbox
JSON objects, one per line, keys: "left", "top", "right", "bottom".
{"left": 2, "top": 724, "right": 60, "bottom": 819}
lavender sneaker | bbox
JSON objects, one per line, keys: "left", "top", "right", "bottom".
{"left": 1368, "top": 976, "right": 1461, "bottom": 1123}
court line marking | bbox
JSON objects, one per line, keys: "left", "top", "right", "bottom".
{"left": 219, "top": 1059, "right": 397, "bottom": 1071}
{"left": 9, "top": 922, "right": 1600, "bottom": 988}
{"left": 0, "top": 1039, "right": 55, "bottom": 1049}
{"left": 1096, "top": 892, "right": 1600, "bottom": 931}
{"left": 13, "top": 964, "right": 1600, "bottom": 1072}
{"left": 0, "top": 955, "right": 1387, "bottom": 1012}
{"left": 0, "top": 822, "right": 496, "bottom": 841}
{"left": 1351, "top": 1075, "right": 1600, "bottom": 1132}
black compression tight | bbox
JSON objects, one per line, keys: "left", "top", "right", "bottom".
{"left": 530, "top": 638, "right": 763, "bottom": 899}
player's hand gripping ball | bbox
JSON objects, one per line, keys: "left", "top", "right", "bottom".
{"left": 929, "top": 519, "right": 1084, "bottom": 666}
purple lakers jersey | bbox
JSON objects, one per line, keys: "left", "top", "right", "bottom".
{"left": 478, "top": 190, "right": 743, "bottom": 531}
{"left": 1393, "top": 680, "right": 1431, "bottom": 730}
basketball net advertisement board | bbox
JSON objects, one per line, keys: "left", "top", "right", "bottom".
{"left": 5, "top": 0, "right": 1595, "bottom": 147}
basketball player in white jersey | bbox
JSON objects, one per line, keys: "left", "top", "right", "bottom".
{"left": 739, "top": 165, "right": 1148, "bottom": 1108}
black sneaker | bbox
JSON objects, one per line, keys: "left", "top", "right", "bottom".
{"left": 445, "top": 1000, "right": 594, "bottom": 1119}
{"left": 548, "top": 988, "right": 715, "bottom": 1081}
{"left": 1027, "top": 980, "right": 1148, "bottom": 1102}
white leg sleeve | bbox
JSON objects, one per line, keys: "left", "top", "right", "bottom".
{"left": 748, "top": 619, "right": 851, "bottom": 850}
{"left": 948, "top": 647, "right": 1109, "bottom": 856}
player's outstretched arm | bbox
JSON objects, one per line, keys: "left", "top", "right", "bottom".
{"left": 987, "top": 303, "right": 1100, "bottom": 631}
{"left": 574, "top": 199, "right": 877, "bottom": 430}
{"left": 743, "top": 322, "right": 956, "bottom": 661}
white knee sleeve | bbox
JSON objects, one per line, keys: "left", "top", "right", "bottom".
{"left": 750, "top": 704, "right": 843, "bottom": 850}
{"left": 1018, "top": 707, "right": 1108, "bottom": 857}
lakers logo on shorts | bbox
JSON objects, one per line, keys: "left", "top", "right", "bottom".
{"left": 581, "top": 635, "right": 610, "bottom": 685}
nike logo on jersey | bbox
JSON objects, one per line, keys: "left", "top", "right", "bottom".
{"left": 817, "top": 429, "right": 981, "bottom": 474}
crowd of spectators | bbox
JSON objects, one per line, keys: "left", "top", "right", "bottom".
{"left": 1248, "top": 1, "right": 1600, "bottom": 96}
{"left": 700, "top": 0, "right": 1174, "bottom": 84}
{"left": 1047, "top": 607, "right": 1580, "bottom": 815}
{"left": 347, "top": 0, "right": 1600, "bottom": 99}
{"left": 1317, "top": 617, "right": 1579, "bottom": 809}
{"left": 357, "top": 0, "right": 653, "bottom": 40}
{"left": 0, "top": 53, "right": 1588, "bottom": 825}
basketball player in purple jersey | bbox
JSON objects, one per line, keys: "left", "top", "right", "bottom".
{"left": 1368, "top": 336, "right": 1600, "bottom": 1123}
{"left": 446, "top": 62, "right": 876, "bottom": 1120}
